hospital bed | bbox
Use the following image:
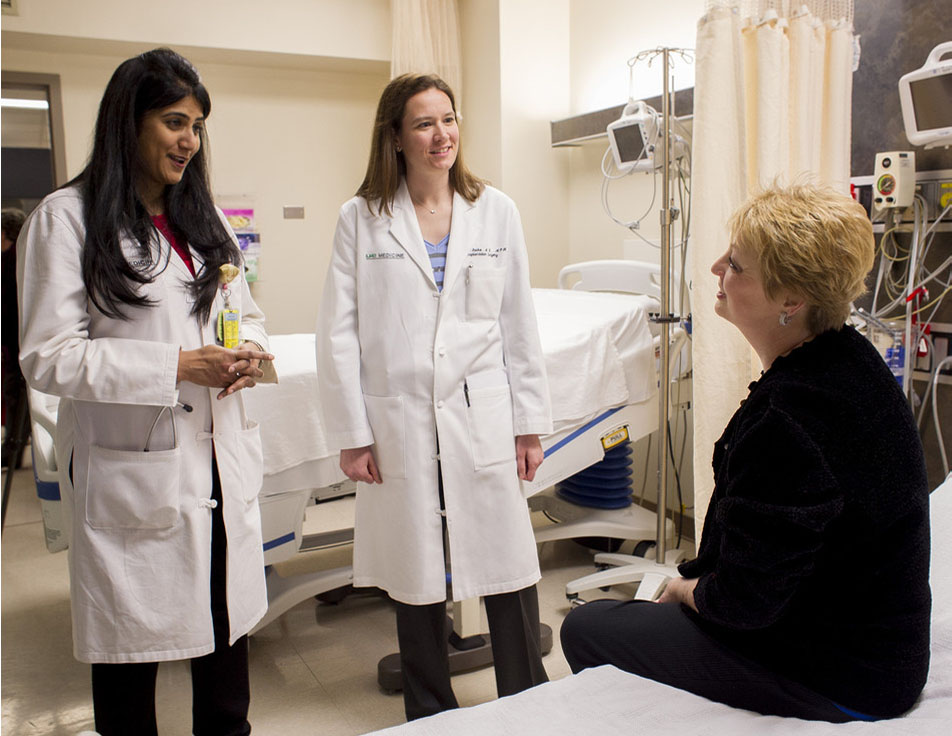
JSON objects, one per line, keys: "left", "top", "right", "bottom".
{"left": 28, "top": 261, "right": 684, "bottom": 635}
{"left": 245, "top": 264, "right": 684, "bottom": 634}
{"left": 365, "top": 474, "right": 952, "bottom": 736}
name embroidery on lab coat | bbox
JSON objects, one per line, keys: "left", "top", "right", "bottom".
{"left": 366, "top": 252, "right": 405, "bottom": 260}
{"left": 468, "top": 247, "right": 507, "bottom": 258}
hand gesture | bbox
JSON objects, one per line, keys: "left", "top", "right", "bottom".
{"left": 177, "top": 343, "right": 274, "bottom": 399}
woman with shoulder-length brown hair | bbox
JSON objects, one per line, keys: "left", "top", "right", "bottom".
{"left": 317, "top": 73, "right": 552, "bottom": 720}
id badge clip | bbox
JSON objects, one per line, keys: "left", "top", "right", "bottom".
{"left": 216, "top": 264, "right": 242, "bottom": 349}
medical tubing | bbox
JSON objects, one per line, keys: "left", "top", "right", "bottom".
{"left": 635, "top": 433, "right": 652, "bottom": 506}
{"left": 874, "top": 197, "right": 951, "bottom": 320}
{"left": 143, "top": 405, "right": 177, "bottom": 452}
{"left": 665, "top": 419, "right": 684, "bottom": 546}
{"left": 600, "top": 146, "right": 637, "bottom": 180}
{"left": 601, "top": 161, "right": 659, "bottom": 230}
{"left": 916, "top": 334, "right": 937, "bottom": 430}
{"left": 867, "top": 196, "right": 950, "bottom": 408}
{"left": 902, "top": 202, "right": 923, "bottom": 399}
{"left": 932, "top": 356, "right": 952, "bottom": 477}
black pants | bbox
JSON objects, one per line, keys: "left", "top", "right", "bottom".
{"left": 560, "top": 599, "right": 855, "bottom": 723}
{"left": 91, "top": 459, "right": 251, "bottom": 736}
{"left": 394, "top": 584, "right": 548, "bottom": 721}
{"left": 393, "top": 460, "right": 548, "bottom": 721}
{"left": 1, "top": 363, "right": 27, "bottom": 468}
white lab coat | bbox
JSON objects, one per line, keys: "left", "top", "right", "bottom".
{"left": 317, "top": 182, "right": 552, "bottom": 605}
{"left": 17, "top": 187, "right": 268, "bottom": 663}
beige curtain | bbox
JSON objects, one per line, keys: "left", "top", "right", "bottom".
{"left": 391, "top": 0, "right": 463, "bottom": 108}
{"left": 690, "top": 0, "right": 855, "bottom": 542}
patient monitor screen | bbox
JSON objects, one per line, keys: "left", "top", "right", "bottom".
{"left": 910, "top": 74, "right": 952, "bottom": 131}
{"left": 614, "top": 122, "right": 649, "bottom": 164}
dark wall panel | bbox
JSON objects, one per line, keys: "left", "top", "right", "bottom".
{"left": 1, "top": 147, "right": 55, "bottom": 201}
{"left": 852, "top": 0, "right": 952, "bottom": 175}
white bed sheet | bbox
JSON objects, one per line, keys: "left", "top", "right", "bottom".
{"left": 244, "top": 333, "right": 328, "bottom": 480}
{"left": 246, "top": 289, "right": 658, "bottom": 482}
{"left": 369, "top": 474, "right": 952, "bottom": 736}
{"left": 532, "top": 288, "right": 656, "bottom": 432}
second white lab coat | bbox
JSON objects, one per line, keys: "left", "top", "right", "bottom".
{"left": 317, "top": 182, "right": 552, "bottom": 604}
{"left": 17, "top": 187, "right": 269, "bottom": 663}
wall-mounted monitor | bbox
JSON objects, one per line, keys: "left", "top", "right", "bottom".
{"left": 899, "top": 41, "right": 952, "bottom": 149}
{"left": 607, "top": 101, "right": 660, "bottom": 173}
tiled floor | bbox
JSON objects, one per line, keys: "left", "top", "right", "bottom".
{"left": 2, "top": 457, "right": 685, "bottom": 735}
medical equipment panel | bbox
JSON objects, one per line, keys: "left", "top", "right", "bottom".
{"left": 873, "top": 151, "right": 916, "bottom": 209}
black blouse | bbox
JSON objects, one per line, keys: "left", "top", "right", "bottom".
{"left": 680, "top": 325, "right": 931, "bottom": 718}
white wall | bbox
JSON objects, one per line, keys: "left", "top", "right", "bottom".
{"left": 563, "top": 0, "right": 705, "bottom": 268}
{"left": 498, "top": 0, "right": 572, "bottom": 288}
{"left": 569, "top": 0, "right": 704, "bottom": 113}
{"left": 2, "top": 0, "right": 705, "bottom": 340}
{"left": 459, "top": 0, "right": 503, "bottom": 187}
{"left": 1, "top": 0, "right": 390, "bottom": 62}
{"left": 2, "top": 4, "right": 390, "bottom": 335}
{"left": 458, "top": 0, "right": 572, "bottom": 289}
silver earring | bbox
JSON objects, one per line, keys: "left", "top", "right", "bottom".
{"left": 396, "top": 145, "right": 402, "bottom": 152}
{"left": 779, "top": 311, "right": 791, "bottom": 326}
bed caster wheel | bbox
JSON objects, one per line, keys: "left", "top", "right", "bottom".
{"left": 633, "top": 540, "right": 655, "bottom": 558}
{"left": 574, "top": 536, "right": 624, "bottom": 553}
{"left": 315, "top": 585, "right": 353, "bottom": 605}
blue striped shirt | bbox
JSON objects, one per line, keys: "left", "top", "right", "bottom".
{"left": 424, "top": 234, "right": 449, "bottom": 291}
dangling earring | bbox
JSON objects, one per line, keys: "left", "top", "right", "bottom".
{"left": 779, "top": 311, "right": 791, "bottom": 326}
{"left": 396, "top": 144, "right": 402, "bottom": 152}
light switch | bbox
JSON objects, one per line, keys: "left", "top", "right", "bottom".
{"left": 283, "top": 205, "right": 305, "bottom": 219}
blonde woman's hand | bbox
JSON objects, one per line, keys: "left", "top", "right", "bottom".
{"left": 657, "top": 576, "right": 699, "bottom": 612}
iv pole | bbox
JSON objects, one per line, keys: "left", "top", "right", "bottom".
{"left": 562, "top": 47, "right": 691, "bottom": 602}
{"left": 636, "top": 46, "right": 683, "bottom": 599}
{"left": 656, "top": 47, "right": 673, "bottom": 566}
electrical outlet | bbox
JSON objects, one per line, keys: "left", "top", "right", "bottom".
{"left": 938, "top": 180, "right": 952, "bottom": 214}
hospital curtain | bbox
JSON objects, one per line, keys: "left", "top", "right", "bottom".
{"left": 690, "top": 0, "right": 855, "bottom": 542}
{"left": 391, "top": 0, "right": 463, "bottom": 110}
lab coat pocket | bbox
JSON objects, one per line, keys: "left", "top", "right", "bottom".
{"left": 465, "top": 266, "right": 506, "bottom": 321}
{"left": 85, "top": 445, "right": 182, "bottom": 530}
{"left": 363, "top": 394, "right": 407, "bottom": 480}
{"left": 212, "top": 421, "right": 264, "bottom": 505}
{"left": 237, "top": 421, "right": 264, "bottom": 504}
{"left": 465, "top": 380, "right": 516, "bottom": 470}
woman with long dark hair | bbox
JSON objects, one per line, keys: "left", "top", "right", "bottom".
{"left": 317, "top": 73, "right": 551, "bottom": 721}
{"left": 17, "top": 48, "right": 274, "bottom": 735}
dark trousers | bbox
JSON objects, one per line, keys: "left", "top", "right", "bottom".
{"left": 1, "top": 363, "right": 27, "bottom": 468}
{"left": 394, "top": 584, "right": 548, "bottom": 721}
{"left": 393, "top": 459, "right": 547, "bottom": 721}
{"left": 91, "top": 459, "right": 251, "bottom": 736}
{"left": 560, "top": 599, "right": 854, "bottom": 723}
